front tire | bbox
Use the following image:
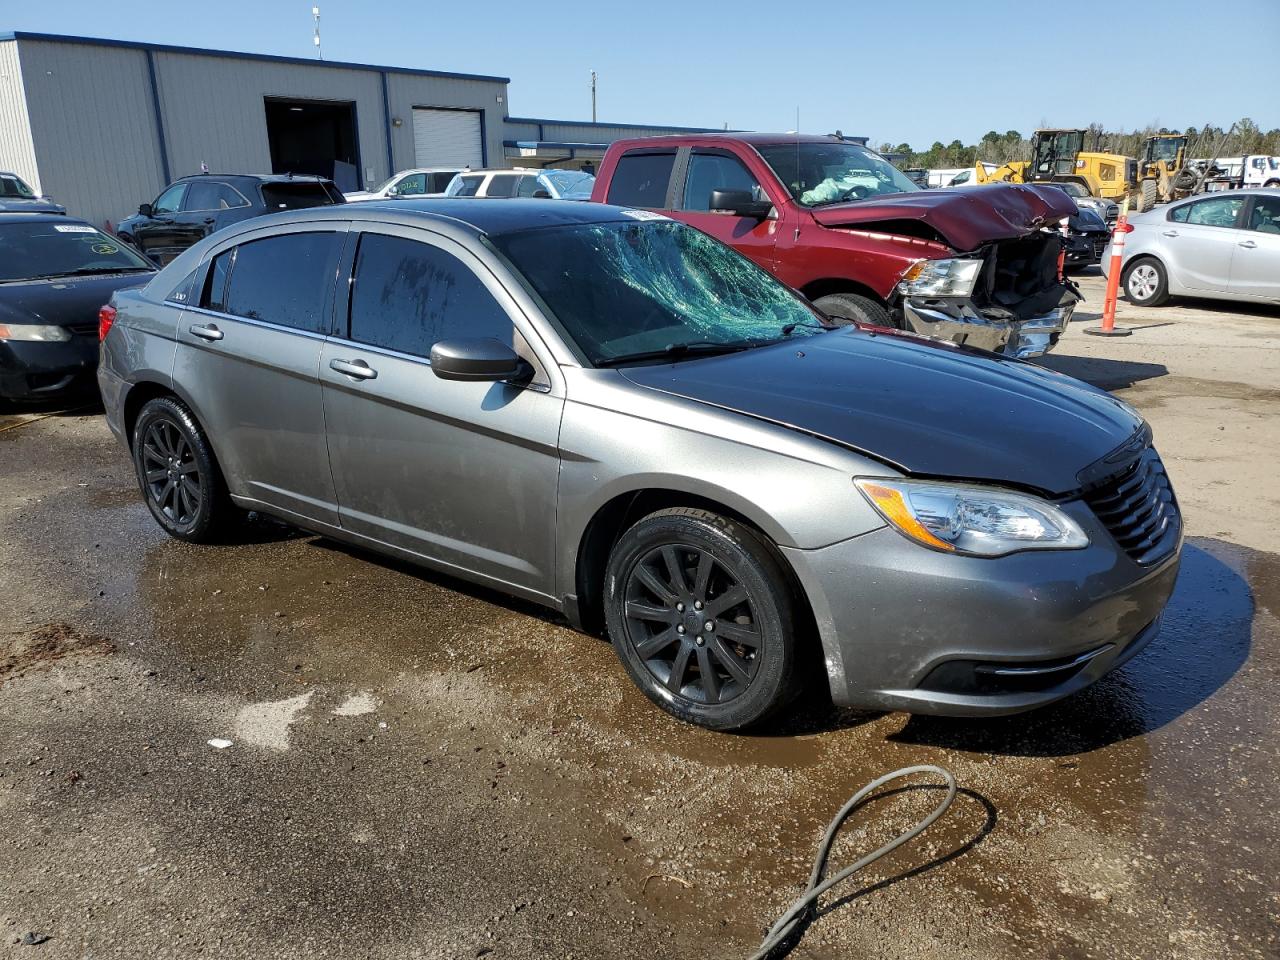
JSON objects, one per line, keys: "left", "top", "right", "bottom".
{"left": 1138, "top": 178, "right": 1158, "bottom": 213}
{"left": 812, "top": 292, "right": 892, "bottom": 328}
{"left": 1122, "top": 256, "right": 1170, "bottom": 307}
{"left": 131, "top": 396, "right": 237, "bottom": 543}
{"left": 604, "top": 508, "right": 802, "bottom": 731}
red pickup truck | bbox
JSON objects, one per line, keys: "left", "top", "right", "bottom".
{"left": 590, "top": 134, "right": 1081, "bottom": 358}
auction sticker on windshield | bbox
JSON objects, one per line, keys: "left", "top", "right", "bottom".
{"left": 622, "top": 210, "right": 669, "bottom": 221}
{"left": 53, "top": 224, "right": 98, "bottom": 233}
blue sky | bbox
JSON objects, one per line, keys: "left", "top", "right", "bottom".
{"left": 6, "top": 0, "right": 1277, "bottom": 148}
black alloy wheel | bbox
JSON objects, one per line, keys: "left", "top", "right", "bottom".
{"left": 623, "top": 542, "right": 761, "bottom": 706}
{"left": 131, "top": 395, "right": 236, "bottom": 543}
{"left": 605, "top": 508, "right": 801, "bottom": 730}
{"left": 140, "top": 417, "right": 203, "bottom": 529}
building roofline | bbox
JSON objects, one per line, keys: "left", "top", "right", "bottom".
{"left": 0, "top": 31, "right": 511, "bottom": 84}
{"left": 505, "top": 114, "right": 734, "bottom": 134}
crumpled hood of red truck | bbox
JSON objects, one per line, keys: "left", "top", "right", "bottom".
{"left": 809, "top": 183, "right": 1079, "bottom": 252}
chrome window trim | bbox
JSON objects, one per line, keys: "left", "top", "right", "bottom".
{"left": 181, "top": 303, "right": 330, "bottom": 342}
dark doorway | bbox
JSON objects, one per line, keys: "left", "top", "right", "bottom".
{"left": 264, "top": 97, "right": 361, "bottom": 192}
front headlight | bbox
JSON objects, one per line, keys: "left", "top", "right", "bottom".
{"left": 897, "top": 258, "right": 983, "bottom": 298}
{"left": 0, "top": 323, "right": 72, "bottom": 342}
{"left": 855, "top": 478, "right": 1089, "bottom": 557}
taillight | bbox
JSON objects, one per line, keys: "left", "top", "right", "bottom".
{"left": 98, "top": 304, "right": 117, "bottom": 342}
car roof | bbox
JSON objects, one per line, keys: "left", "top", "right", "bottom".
{"left": 610, "top": 132, "right": 872, "bottom": 149}
{"left": 224, "top": 198, "right": 647, "bottom": 240}
{"left": 0, "top": 212, "right": 92, "bottom": 225}
{"left": 175, "top": 173, "right": 333, "bottom": 184}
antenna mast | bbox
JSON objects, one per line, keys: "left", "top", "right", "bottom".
{"left": 312, "top": 6, "right": 323, "bottom": 60}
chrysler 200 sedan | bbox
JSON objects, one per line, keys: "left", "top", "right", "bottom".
{"left": 98, "top": 200, "right": 1182, "bottom": 731}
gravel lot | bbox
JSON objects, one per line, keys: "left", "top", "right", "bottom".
{"left": 2, "top": 271, "right": 1277, "bottom": 959}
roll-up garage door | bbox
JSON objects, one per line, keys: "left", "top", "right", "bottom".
{"left": 412, "top": 108, "right": 484, "bottom": 168}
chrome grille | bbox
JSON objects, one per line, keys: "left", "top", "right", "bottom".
{"left": 1084, "top": 448, "right": 1179, "bottom": 565}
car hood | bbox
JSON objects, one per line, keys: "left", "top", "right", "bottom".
{"left": 808, "top": 183, "right": 1079, "bottom": 252}
{"left": 0, "top": 272, "right": 155, "bottom": 326}
{"left": 344, "top": 191, "right": 377, "bottom": 201}
{"left": 619, "top": 327, "right": 1143, "bottom": 496}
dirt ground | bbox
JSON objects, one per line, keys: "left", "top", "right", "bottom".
{"left": 1, "top": 271, "right": 1277, "bottom": 959}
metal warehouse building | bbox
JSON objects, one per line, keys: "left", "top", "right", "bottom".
{"left": 0, "top": 31, "right": 723, "bottom": 227}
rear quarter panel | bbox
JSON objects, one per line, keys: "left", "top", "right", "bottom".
{"left": 99, "top": 286, "right": 180, "bottom": 441}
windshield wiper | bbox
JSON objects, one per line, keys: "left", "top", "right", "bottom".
{"left": 595, "top": 341, "right": 759, "bottom": 368}
{"left": 781, "top": 318, "right": 834, "bottom": 336}
{"left": 59, "top": 266, "right": 153, "bottom": 277}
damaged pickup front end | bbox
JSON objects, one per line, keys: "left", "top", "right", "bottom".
{"left": 813, "top": 184, "right": 1083, "bottom": 358}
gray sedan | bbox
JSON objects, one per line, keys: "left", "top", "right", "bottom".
{"left": 1103, "top": 188, "right": 1280, "bottom": 307}
{"left": 98, "top": 200, "right": 1181, "bottom": 730}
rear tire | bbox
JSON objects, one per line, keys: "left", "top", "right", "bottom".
{"left": 1122, "top": 256, "right": 1169, "bottom": 307}
{"left": 812, "top": 292, "right": 892, "bottom": 328}
{"left": 131, "top": 396, "right": 238, "bottom": 543}
{"left": 604, "top": 508, "right": 802, "bottom": 731}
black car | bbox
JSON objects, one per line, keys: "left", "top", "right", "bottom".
{"left": 1063, "top": 207, "right": 1111, "bottom": 270}
{"left": 0, "top": 171, "right": 65, "bottom": 215}
{"left": 0, "top": 215, "right": 155, "bottom": 401}
{"left": 116, "top": 173, "right": 345, "bottom": 265}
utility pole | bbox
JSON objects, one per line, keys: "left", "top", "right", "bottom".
{"left": 590, "top": 70, "right": 597, "bottom": 123}
{"left": 312, "top": 6, "right": 323, "bottom": 60}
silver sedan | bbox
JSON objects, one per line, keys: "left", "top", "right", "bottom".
{"left": 98, "top": 200, "right": 1181, "bottom": 731}
{"left": 1103, "top": 188, "right": 1280, "bottom": 307}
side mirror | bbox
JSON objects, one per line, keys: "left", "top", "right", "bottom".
{"left": 138, "top": 202, "right": 153, "bottom": 217}
{"left": 532, "top": 189, "right": 552, "bottom": 199}
{"left": 430, "top": 338, "right": 531, "bottom": 383}
{"left": 708, "top": 189, "right": 772, "bottom": 220}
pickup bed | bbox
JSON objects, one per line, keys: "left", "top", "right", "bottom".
{"left": 591, "top": 133, "right": 1081, "bottom": 358}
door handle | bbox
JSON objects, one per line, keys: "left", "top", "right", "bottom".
{"left": 189, "top": 322, "right": 223, "bottom": 341}
{"left": 1238, "top": 240, "right": 1258, "bottom": 249}
{"left": 1161, "top": 230, "right": 1179, "bottom": 237}
{"left": 329, "top": 358, "right": 378, "bottom": 380}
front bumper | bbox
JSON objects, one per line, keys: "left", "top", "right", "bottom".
{"left": 901, "top": 294, "right": 1075, "bottom": 359}
{"left": 781, "top": 499, "right": 1182, "bottom": 716}
{"left": 1064, "top": 232, "right": 1109, "bottom": 266}
{"left": 0, "top": 335, "right": 100, "bottom": 400}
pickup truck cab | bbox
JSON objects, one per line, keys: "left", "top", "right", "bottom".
{"left": 591, "top": 134, "right": 1080, "bottom": 358}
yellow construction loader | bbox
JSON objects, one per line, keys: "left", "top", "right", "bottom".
{"left": 985, "top": 129, "right": 1136, "bottom": 201}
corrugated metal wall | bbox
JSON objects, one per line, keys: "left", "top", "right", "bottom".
{"left": 385, "top": 72, "right": 505, "bottom": 171}
{"left": 6, "top": 35, "right": 721, "bottom": 226}
{"left": 153, "top": 52, "right": 386, "bottom": 184}
{"left": 0, "top": 40, "right": 40, "bottom": 190}
{"left": 17, "top": 39, "right": 166, "bottom": 227}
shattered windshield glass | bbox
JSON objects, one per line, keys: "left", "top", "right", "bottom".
{"left": 488, "top": 218, "right": 826, "bottom": 366}
{"left": 756, "top": 142, "right": 920, "bottom": 206}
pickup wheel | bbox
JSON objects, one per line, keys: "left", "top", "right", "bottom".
{"left": 812, "top": 292, "right": 893, "bottom": 328}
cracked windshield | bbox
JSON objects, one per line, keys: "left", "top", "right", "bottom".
{"left": 757, "top": 141, "right": 920, "bottom": 206}
{"left": 489, "top": 218, "right": 826, "bottom": 366}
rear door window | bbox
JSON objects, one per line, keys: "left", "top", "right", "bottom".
{"left": 485, "top": 175, "right": 518, "bottom": 198}
{"left": 427, "top": 171, "right": 458, "bottom": 192}
{"left": 185, "top": 181, "right": 249, "bottom": 211}
{"left": 218, "top": 232, "right": 342, "bottom": 333}
{"left": 606, "top": 152, "right": 676, "bottom": 208}
{"left": 260, "top": 182, "right": 336, "bottom": 210}
{"left": 346, "top": 232, "right": 512, "bottom": 357}
{"left": 452, "top": 175, "right": 484, "bottom": 197}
